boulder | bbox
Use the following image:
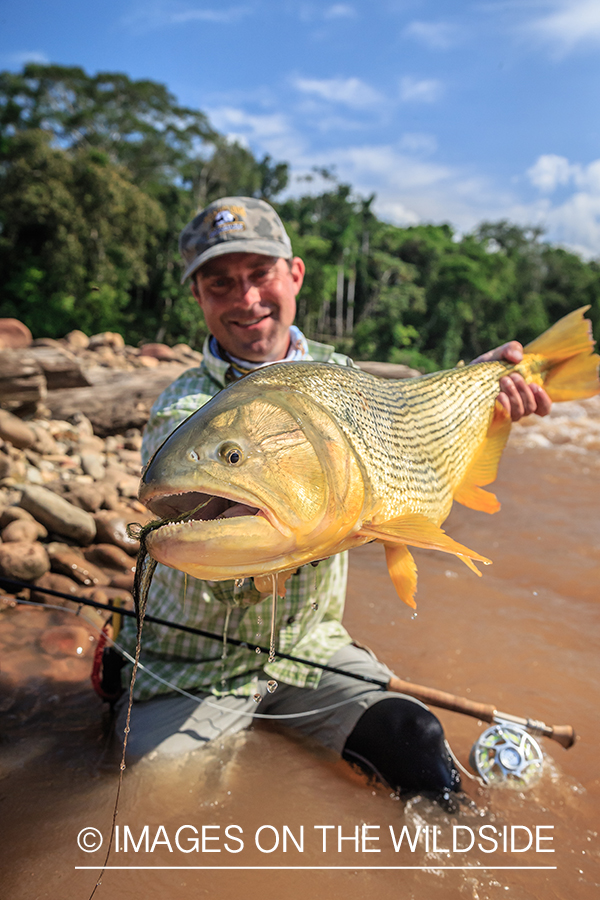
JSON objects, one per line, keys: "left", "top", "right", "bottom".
{"left": 31, "top": 571, "right": 81, "bottom": 605}
{"left": 49, "top": 547, "right": 110, "bottom": 587}
{"left": 0, "top": 541, "right": 50, "bottom": 581}
{"left": 1, "top": 519, "right": 41, "bottom": 543}
{"left": 0, "top": 410, "right": 37, "bottom": 450}
{"left": 64, "top": 330, "right": 90, "bottom": 350}
{"left": 19, "top": 484, "right": 97, "bottom": 544}
{"left": 139, "top": 343, "right": 178, "bottom": 362}
{"left": 88, "top": 331, "right": 125, "bottom": 351}
{"left": 80, "top": 453, "right": 106, "bottom": 481}
{"left": 83, "top": 543, "right": 136, "bottom": 573}
{"left": 0, "top": 319, "right": 32, "bottom": 350}
{"left": 63, "top": 483, "right": 105, "bottom": 513}
{"left": 93, "top": 510, "right": 140, "bottom": 555}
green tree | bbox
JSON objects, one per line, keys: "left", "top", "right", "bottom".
{"left": 0, "top": 130, "right": 165, "bottom": 337}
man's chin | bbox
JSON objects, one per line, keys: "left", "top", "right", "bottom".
{"left": 221, "top": 331, "right": 290, "bottom": 363}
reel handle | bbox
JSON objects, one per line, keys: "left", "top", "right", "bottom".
{"left": 387, "top": 676, "right": 576, "bottom": 749}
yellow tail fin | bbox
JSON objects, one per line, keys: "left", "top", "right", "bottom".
{"left": 525, "top": 306, "right": 600, "bottom": 402}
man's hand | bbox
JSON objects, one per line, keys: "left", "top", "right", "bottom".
{"left": 471, "top": 341, "right": 552, "bottom": 421}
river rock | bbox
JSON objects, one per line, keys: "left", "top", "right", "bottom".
{"left": 38, "top": 624, "right": 94, "bottom": 659}
{"left": 80, "top": 453, "right": 106, "bottom": 481}
{"left": 31, "top": 571, "right": 81, "bottom": 605}
{"left": 109, "top": 571, "right": 135, "bottom": 591}
{"left": 64, "top": 330, "right": 90, "bottom": 350}
{"left": 63, "top": 482, "right": 105, "bottom": 513}
{"left": 0, "top": 541, "right": 50, "bottom": 581}
{"left": 89, "top": 331, "right": 125, "bottom": 351}
{"left": 137, "top": 354, "right": 159, "bottom": 368}
{"left": 19, "top": 484, "right": 97, "bottom": 544}
{"left": 1, "top": 519, "right": 41, "bottom": 543}
{"left": 0, "top": 411, "right": 37, "bottom": 450}
{"left": 83, "top": 543, "right": 136, "bottom": 573}
{"left": 93, "top": 510, "right": 140, "bottom": 555}
{"left": 139, "top": 343, "right": 178, "bottom": 362}
{"left": 0, "top": 506, "right": 47, "bottom": 537}
{"left": 49, "top": 548, "right": 111, "bottom": 586}
{"left": 0, "top": 318, "right": 32, "bottom": 349}
{"left": 0, "top": 452, "right": 13, "bottom": 480}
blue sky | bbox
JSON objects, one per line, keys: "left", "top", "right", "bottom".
{"left": 2, "top": 0, "right": 600, "bottom": 257}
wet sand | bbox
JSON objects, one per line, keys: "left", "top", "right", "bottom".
{"left": 1, "top": 407, "right": 599, "bottom": 900}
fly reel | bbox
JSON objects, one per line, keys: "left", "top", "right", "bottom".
{"left": 469, "top": 720, "right": 544, "bottom": 788}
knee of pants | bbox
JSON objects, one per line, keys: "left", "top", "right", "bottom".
{"left": 342, "top": 697, "right": 459, "bottom": 794}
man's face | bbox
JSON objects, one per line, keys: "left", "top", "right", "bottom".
{"left": 191, "top": 253, "right": 305, "bottom": 363}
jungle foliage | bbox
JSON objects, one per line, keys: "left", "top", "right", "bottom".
{"left": 2, "top": 64, "right": 599, "bottom": 366}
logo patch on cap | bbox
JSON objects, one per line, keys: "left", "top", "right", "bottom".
{"left": 208, "top": 205, "right": 246, "bottom": 239}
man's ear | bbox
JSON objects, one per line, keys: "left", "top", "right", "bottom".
{"left": 190, "top": 277, "right": 202, "bottom": 306}
{"left": 290, "top": 257, "right": 305, "bottom": 296}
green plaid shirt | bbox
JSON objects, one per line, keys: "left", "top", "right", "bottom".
{"left": 122, "top": 335, "right": 357, "bottom": 700}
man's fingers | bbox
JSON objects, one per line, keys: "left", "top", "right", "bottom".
{"left": 530, "top": 383, "right": 552, "bottom": 417}
{"left": 472, "top": 340, "right": 523, "bottom": 365}
{"left": 498, "top": 375, "right": 552, "bottom": 420}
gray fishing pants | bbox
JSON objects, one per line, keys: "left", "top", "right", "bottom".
{"left": 114, "top": 644, "right": 423, "bottom": 760}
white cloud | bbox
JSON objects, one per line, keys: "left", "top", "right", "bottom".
{"left": 293, "top": 76, "right": 383, "bottom": 109}
{"left": 122, "top": 3, "right": 250, "bottom": 31}
{"left": 1, "top": 51, "right": 49, "bottom": 66}
{"left": 523, "top": 0, "right": 600, "bottom": 54}
{"left": 403, "top": 20, "right": 458, "bottom": 49}
{"left": 323, "top": 4, "right": 356, "bottom": 19}
{"left": 398, "top": 132, "right": 438, "bottom": 154}
{"left": 208, "top": 104, "right": 600, "bottom": 259}
{"left": 527, "top": 154, "right": 575, "bottom": 192}
{"left": 400, "top": 77, "right": 443, "bottom": 103}
{"left": 205, "top": 105, "right": 306, "bottom": 161}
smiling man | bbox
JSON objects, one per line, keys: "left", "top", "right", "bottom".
{"left": 116, "top": 197, "right": 550, "bottom": 806}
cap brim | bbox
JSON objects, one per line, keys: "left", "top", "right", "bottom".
{"left": 181, "top": 238, "right": 293, "bottom": 284}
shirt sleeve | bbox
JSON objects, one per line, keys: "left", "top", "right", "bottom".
{"left": 141, "top": 368, "right": 217, "bottom": 464}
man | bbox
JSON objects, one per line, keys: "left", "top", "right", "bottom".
{"left": 117, "top": 197, "right": 551, "bottom": 804}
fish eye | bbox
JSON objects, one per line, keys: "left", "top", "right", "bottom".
{"left": 218, "top": 442, "right": 244, "bottom": 466}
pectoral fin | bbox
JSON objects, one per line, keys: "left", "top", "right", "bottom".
{"left": 454, "top": 402, "right": 511, "bottom": 514}
{"left": 384, "top": 543, "right": 418, "bottom": 609}
{"left": 358, "top": 513, "right": 491, "bottom": 571}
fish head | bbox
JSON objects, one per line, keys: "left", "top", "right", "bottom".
{"left": 139, "top": 375, "right": 366, "bottom": 581}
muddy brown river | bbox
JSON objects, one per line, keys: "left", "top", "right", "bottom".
{"left": 1, "top": 405, "right": 599, "bottom": 900}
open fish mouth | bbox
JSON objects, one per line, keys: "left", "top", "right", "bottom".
{"left": 144, "top": 490, "right": 263, "bottom": 524}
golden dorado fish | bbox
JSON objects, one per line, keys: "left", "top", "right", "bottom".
{"left": 139, "top": 307, "right": 599, "bottom": 608}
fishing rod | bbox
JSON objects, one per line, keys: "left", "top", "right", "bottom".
{"left": 2, "top": 574, "right": 576, "bottom": 756}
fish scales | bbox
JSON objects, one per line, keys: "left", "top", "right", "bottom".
{"left": 245, "top": 359, "right": 506, "bottom": 525}
{"left": 140, "top": 307, "right": 599, "bottom": 607}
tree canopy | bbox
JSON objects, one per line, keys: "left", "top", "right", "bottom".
{"left": 1, "top": 63, "right": 598, "bottom": 365}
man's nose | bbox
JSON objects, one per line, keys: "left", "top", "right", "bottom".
{"left": 234, "top": 277, "right": 261, "bottom": 304}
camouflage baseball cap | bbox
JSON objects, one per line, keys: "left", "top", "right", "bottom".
{"left": 179, "top": 196, "right": 293, "bottom": 283}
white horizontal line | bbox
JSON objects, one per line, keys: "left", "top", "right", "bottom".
{"left": 75, "top": 866, "right": 558, "bottom": 871}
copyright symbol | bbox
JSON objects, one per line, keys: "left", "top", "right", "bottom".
{"left": 77, "top": 827, "right": 103, "bottom": 852}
